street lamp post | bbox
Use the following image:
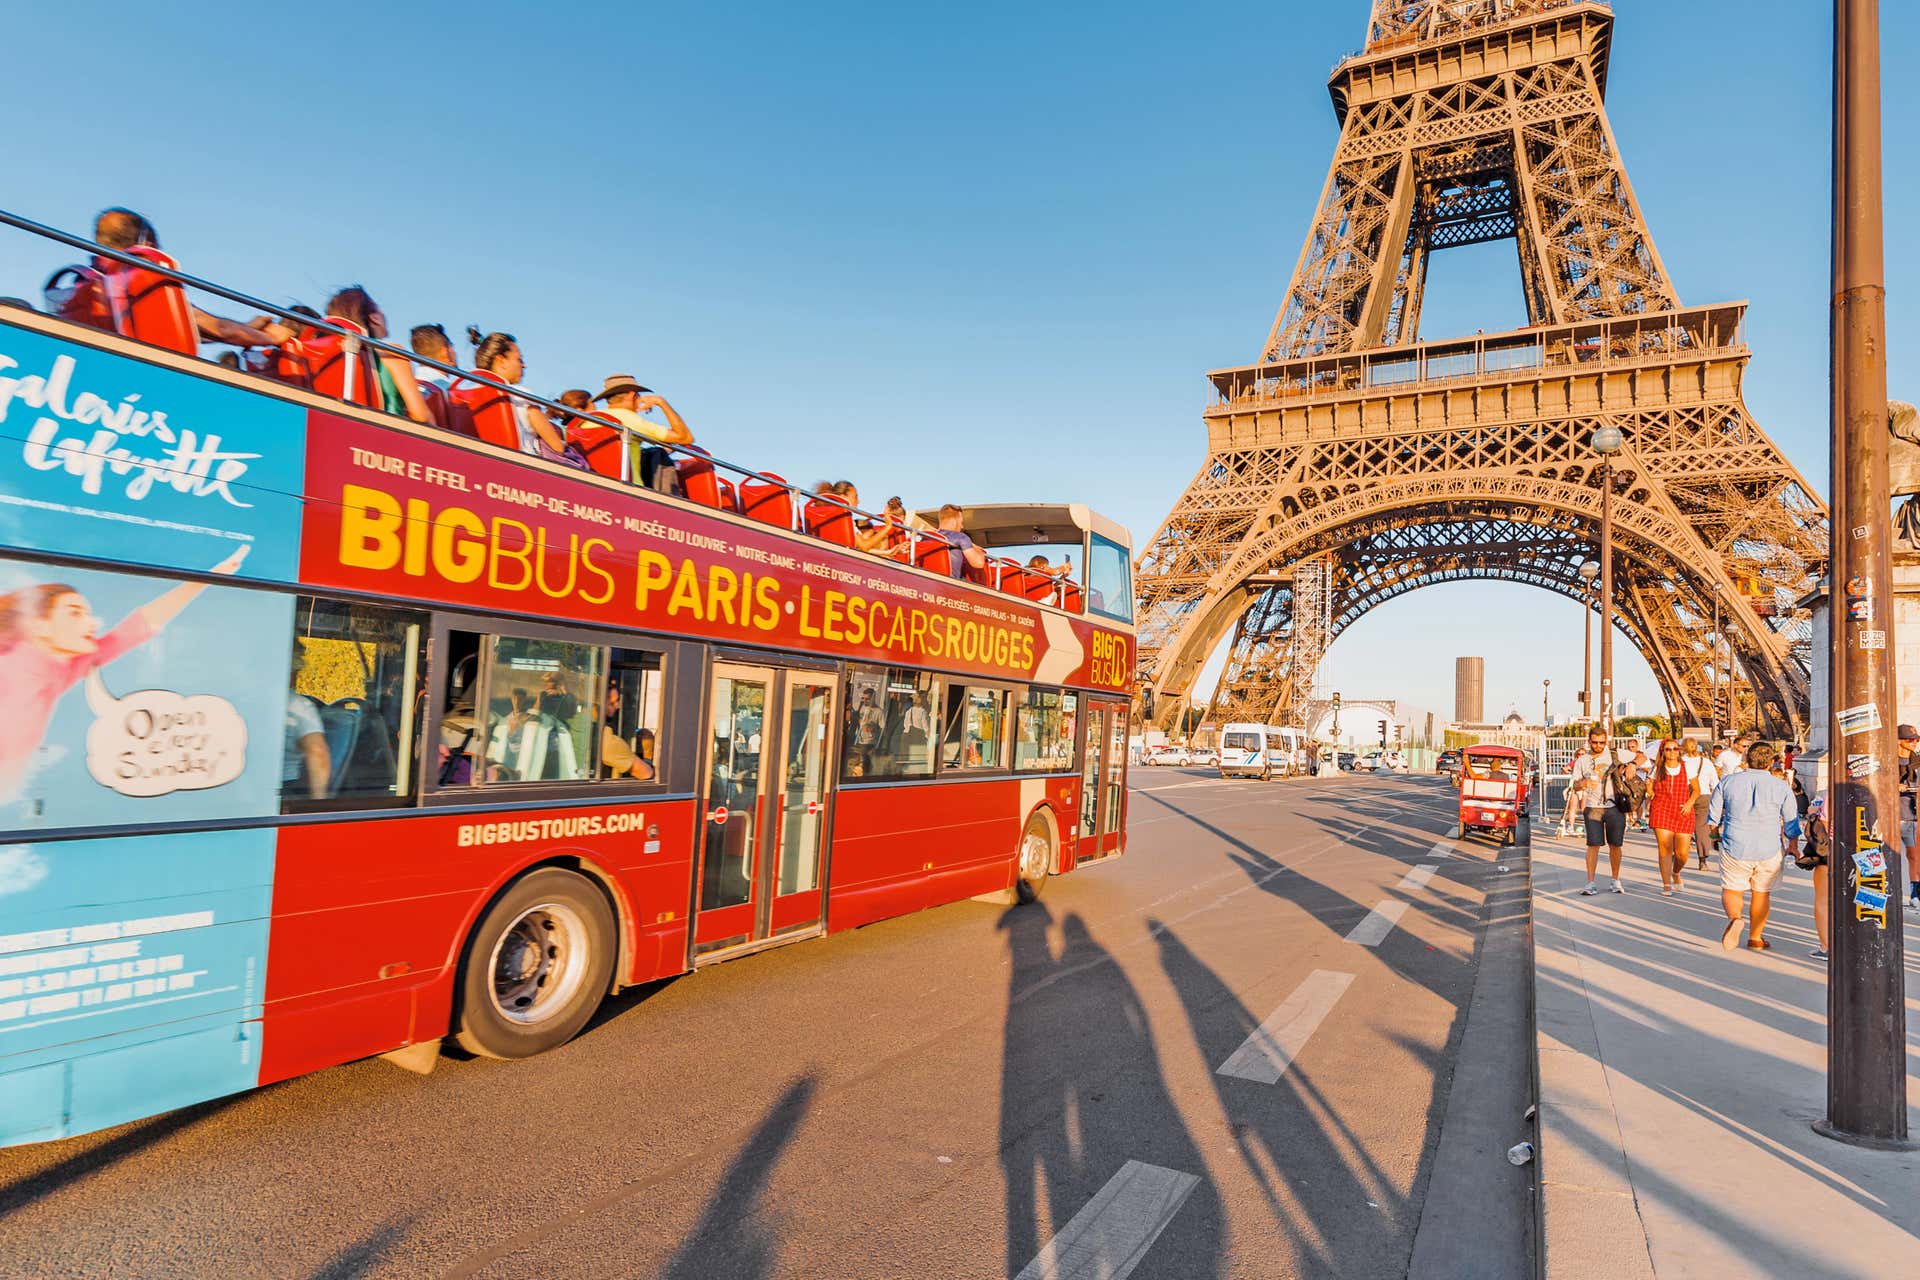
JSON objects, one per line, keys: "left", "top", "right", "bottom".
{"left": 1542, "top": 678, "right": 1551, "bottom": 727}
{"left": 1578, "top": 560, "right": 1600, "bottom": 720}
{"left": 1591, "top": 425, "right": 1625, "bottom": 736}
{"left": 1709, "top": 585, "right": 1723, "bottom": 741}
{"left": 1822, "top": 0, "right": 1909, "bottom": 1149}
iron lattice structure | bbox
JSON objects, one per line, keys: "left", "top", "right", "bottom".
{"left": 1138, "top": 0, "right": 1827, "bottom": 738}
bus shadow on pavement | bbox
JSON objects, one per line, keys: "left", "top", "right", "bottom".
{"left": 997, "top": 902, "right": 1224, "bottom": 1279}
{"left": 0, "top": 1090, "right": 254, "bottom": 1216}
{"left": 660, "top": 1073, "right": 818, "bottom": 1280}
{"left": 307, "top": 1216, "right": 412, "bottom": 1280}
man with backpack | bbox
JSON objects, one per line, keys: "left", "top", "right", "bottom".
{"left": 1569, "top": 726, "right": 1635, "bottom": 895}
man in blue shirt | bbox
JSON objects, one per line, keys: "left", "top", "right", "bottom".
{"left": 1707, "top": 741, "right": 1800, "bottom": 951}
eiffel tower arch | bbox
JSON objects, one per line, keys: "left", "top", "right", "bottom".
{"left": 1136, "top": 0, "right": 1827, "bottom": 739}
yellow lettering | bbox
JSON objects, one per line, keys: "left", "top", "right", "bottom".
{"left": 822, "top": 591, "right": 845, "bottom": 643}
{"left": 488, "top": 518, "right": 534, "bottom": 591}
{"left": 797, "top": 585, "right": 822, "bottom": 638}
{"left": 433, "top": 507, "right": 486, "bottom": 583}
{"left": 667, "top": 559, "right": 705, "bottom": 619}
{"left": 844, "top": 596, "right": 868, "bottom": 647}
{"left": 633, "top": 550, "right": 673, "bottom": 610}
{"left": 579, "top": 538, "right": 616, "bottom": 605}
{"left": 753, "top": 578, "right": 781, "bottom": 629}
{"left": 338, "top": 484, "right": 402, "bottom": 570}
{"left": 706, "top": 565, "right": 740, "bottom": 626}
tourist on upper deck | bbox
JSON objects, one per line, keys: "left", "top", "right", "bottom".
{"left": 464, "top": 328, "right": 577, "bottom": 461}
{"left": 410, "top": 324, "right": 460, "bottom": 393}
{"left": 935, "top": 505, "right": 988, "bottom": 578}
{"left": 89, "top": 209, "right": 293, "bottom": 350}
{"left": 592, "top": 375, "right": 693, "bottom": 493}
{"left": 562, "top": 391, "right": 634, "bottom": 482}
{"left": 833, "top": 483, "right": 901, "bottom": 555}
{"left": 317, "top": 288, "right": 431, "bottom": 424}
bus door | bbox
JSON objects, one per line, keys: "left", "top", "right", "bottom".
{"left": 693, "top": 662, "right": 838, "bottom": 958}
{"left": 1076, "top": 699, "right": 1130, "bottom": 863}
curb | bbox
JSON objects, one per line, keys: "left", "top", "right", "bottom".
{"left": 1528, "top": 848, "right": 1659, "bottom": 1280}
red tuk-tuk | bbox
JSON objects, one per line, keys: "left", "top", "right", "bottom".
{"left": 1458, "top": 744, "right": 1529, "bottom": 846}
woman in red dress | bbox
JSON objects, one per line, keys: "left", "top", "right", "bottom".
{"left": 1647, "top": 738, "right": 1700, "bottom": 894}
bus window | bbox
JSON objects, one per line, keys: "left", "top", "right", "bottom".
{"left": 479, "top": 636, "right": 602, "bottom": 784}
{"left": 600, "top": 648, "right": 665, "bottom": 781}
{"left": 283, "top": 598, "right": 427, "bottom": 812}
{"left": 942, "top": 686, "right": 1008, "bottom": 771}
{"left": 842, "top": 667, "right": 938, "bottom": 781}
{"left": 1085, "top": 534, "right": 1133, "bottom": 624}
{"left": 1013, "top": 689, "right": 1078, "bottom": 772}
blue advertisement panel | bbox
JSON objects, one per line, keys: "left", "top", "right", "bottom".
{"left": 0, "top": 317, "right": 308, "bottom": 582}
{"left": 0, "top": 827, "right": 273, "bottom": 1146}
{"left": 0, "top": 561, "right": 293, "bottom": 831}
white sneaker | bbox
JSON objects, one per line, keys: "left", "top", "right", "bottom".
{"left": 1580, "top": 882, "right": 1599, "bottom": 896}
{"left": 1612, "top": 880, "right": 1625, "bottom": 894}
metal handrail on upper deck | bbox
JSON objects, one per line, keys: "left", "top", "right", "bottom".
{"left": 0, "top": 208, "right": 1086, "bottom": 611}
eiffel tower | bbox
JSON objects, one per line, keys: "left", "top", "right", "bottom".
{"left": 1135, "top": 0, "right": 1826, "bottom": 739}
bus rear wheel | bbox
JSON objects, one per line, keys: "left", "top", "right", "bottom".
{"left": 455, "top": 867, "right": 616, "bottom": 1060}
{"left": 1016, "top": 817, "right": 1054, "bottom": 904}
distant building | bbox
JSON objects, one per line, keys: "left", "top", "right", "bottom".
{"left": 1615, "top": 698, "right": 1636, "bottom": 718}
{"left": 1455, "top": 657, "right": 1485, "bottom": 723}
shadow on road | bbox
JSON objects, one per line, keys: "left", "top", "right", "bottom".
{"left": 998, "top": 902, "right": 1221, "bottom": 1278}
{"left": 307, "top": 1217, "right": 410, "bottom": 1280}
{"left": 661, "top": 1073, "right": 819, "bottom": 1280}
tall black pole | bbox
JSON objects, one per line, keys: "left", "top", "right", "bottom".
{"left": 1600, "top": 462, "right": 1614, "bottom": 737}
{"left": 1820, "top": 0, "right": 1910, "bottom": 1149}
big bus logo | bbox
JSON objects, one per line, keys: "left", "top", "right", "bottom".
{"left": 1088, "top": 630, "right": 1129, "bottom": 690}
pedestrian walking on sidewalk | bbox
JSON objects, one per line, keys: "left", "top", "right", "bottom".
{"left": 1628, "top": 741, "right": 1652, "bottom": 831}
{"left": 1569, "top": 727, "right": 1630, "bottom": 895}
{"left": 1795, "top": 794, "right": 1831, "bottom": 959}
{"left": 1898, "top": 724, "right": 1919, "bottom": 908}
{"left": 1680, "top": 737, "right": 1719, "bottom": 868}
{"left": 1708, "top": 741, "right": 1801, "bottom": 951}
{"left": 1647, "top": 739, "right": 1699, "bottom": 894}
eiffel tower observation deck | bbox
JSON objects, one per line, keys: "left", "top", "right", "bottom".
{"left": 1135, "top": 0, "right": 1827, "bottom": 740}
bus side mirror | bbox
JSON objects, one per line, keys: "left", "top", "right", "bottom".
{"left": 1139, "top": 687, "right": 1155, "bottom": 720}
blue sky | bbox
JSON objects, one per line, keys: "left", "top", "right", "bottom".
{"left": 0, "top": 1, "right": 1911, "bottom": 725}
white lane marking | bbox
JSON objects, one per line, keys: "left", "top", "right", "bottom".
{"left": 1398, "top": 864, "right": 1438, "bottom": 891}
{"left": 1216, "top": 970, "right": 1356, "bottom": 1084}
{"left": 1425, "top": 840, "right": 1453, "bottom": 859}
{"left": 1346, "top": 900, "right": 1409, "bottom": 947}
{"left": 1015, "top": 1160, "right": 1201, "bottom": 1280}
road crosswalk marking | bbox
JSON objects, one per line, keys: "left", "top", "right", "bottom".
{"left": 1425, "top": 840, "right": 1453, "bottom": 858}
{"left": 1215, "top": 970, "right": 1356, "bottom": 1084}
{"left": 1398, "top": 864, "right": 1438, "bottom": 891}
{"left": 1345, "top": 900, "right": 1409, "bottom": 946}
{"left": 1014, "top": 1160, "right": 1201, "bottom": 1280}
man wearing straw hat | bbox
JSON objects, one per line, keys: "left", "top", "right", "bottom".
{"left": 593, "top": 374, "right": 695, "bottom": 493}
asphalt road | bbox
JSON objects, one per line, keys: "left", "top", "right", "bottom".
{"left": 0, "top": 771, "right": 1533, "bottom": 1279}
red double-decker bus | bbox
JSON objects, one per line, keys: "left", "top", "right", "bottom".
{"left": 0, "top": 213, "right": 1135, "bottom": 1146}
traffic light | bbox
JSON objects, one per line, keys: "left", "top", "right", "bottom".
{"left": 1378, "top": 719, "right": 1388, "bottom": 747}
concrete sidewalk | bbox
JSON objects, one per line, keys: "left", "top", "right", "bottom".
{"left": 1530, "top": 829, "right": 1920, "bottom": 1279}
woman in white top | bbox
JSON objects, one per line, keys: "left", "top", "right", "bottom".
{"left": 1680, "top": 737, "right": 1719, "bottom": 868}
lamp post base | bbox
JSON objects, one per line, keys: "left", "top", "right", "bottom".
{"left": 1812, "top": 1117, "right": 1919, "bottom": 1153}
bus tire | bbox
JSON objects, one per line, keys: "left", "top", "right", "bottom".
{"left": 454, "top": 867, "right": 617, "bottom": 1060}
{"left": 1016, "top": 816, "right": 1053, "bottom": 904}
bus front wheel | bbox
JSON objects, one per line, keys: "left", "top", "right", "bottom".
{"left": 455, "top": 867, "right": 617, "bottom": 1060}
{"left": 1016, "top": 817, "right": 1054, "bottom": 904}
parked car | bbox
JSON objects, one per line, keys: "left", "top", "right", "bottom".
{"left": 1147, "top": 744, "right": 1193, "bottom": 766}
{"left": 1354, "top": 752, "right": 1382, "bottom": 772}
{"left": 1437, "top": 748, "right": 1463, "bottom": 777}
{"left": 1379, "top": 751, "right": 1410, "bottom": 773}
{"left": 1188, "top": 747, "right": 1219, "bottom": 766}
{"left": 1337, "top": 752, "right": 1358, "bottom": 771}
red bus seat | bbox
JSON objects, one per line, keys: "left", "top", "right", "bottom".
{"left": 419, "top": 380, "right": 454, "bottom": 432}
{"left": 989, "top": 557, "right": 1027, "bottom": 596}
{"left": 805, "top": 497, "right": 856, "bottom": 547}
{"left": 46, "top": 248, "right": 198, "bottom": 356}
{"left": 1022, "top": 571, "right": 1059, "bottom": 604}
{"left": 302, "top": 318, "right": 381, "bottom": 408}
{"left": 1062, "top": 582, "right": 1084, "bottom": 612}
{"left": 913, "top": 534, "right": 958, "bottom": 578}
{"left": 676, "top": 447, "right": 738, "bottom": 511}
{"left": 451, "top": 374, "right": 523, "bottom": 452}
{"left": 567, "top": 411, "right": 628, "bottom": 481}
{"left": 740, "top": 473, "right": 795, "bottom": 529}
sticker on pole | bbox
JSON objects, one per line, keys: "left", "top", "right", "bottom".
{"left": 1852, "top": 849, "right": 1887, "bottom": 878}
{"left": 1858, "top": 629, "right": 1887, "bottom": 650}
{"left": 1837, "top": 703, "right": 1883, "bottom": 736}
{"left": 1854, "top": 884, "right": 1889, "bottom": 913}
{"left": 1846, "top": 753, "right": 1880, "bottom": 779}
{"left": 1847, "top": 599, "right": 1875, "bottom": 622}
{"left": 1844, "top": 575, "right": 1875, "bottom": 600}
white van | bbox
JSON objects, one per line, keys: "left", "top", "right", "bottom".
{"left": 1218, "top": 723, "right": 1275, "bottom": 779}
{"left": 1265, "top": 726, "right": 1305, "bottom": 777}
